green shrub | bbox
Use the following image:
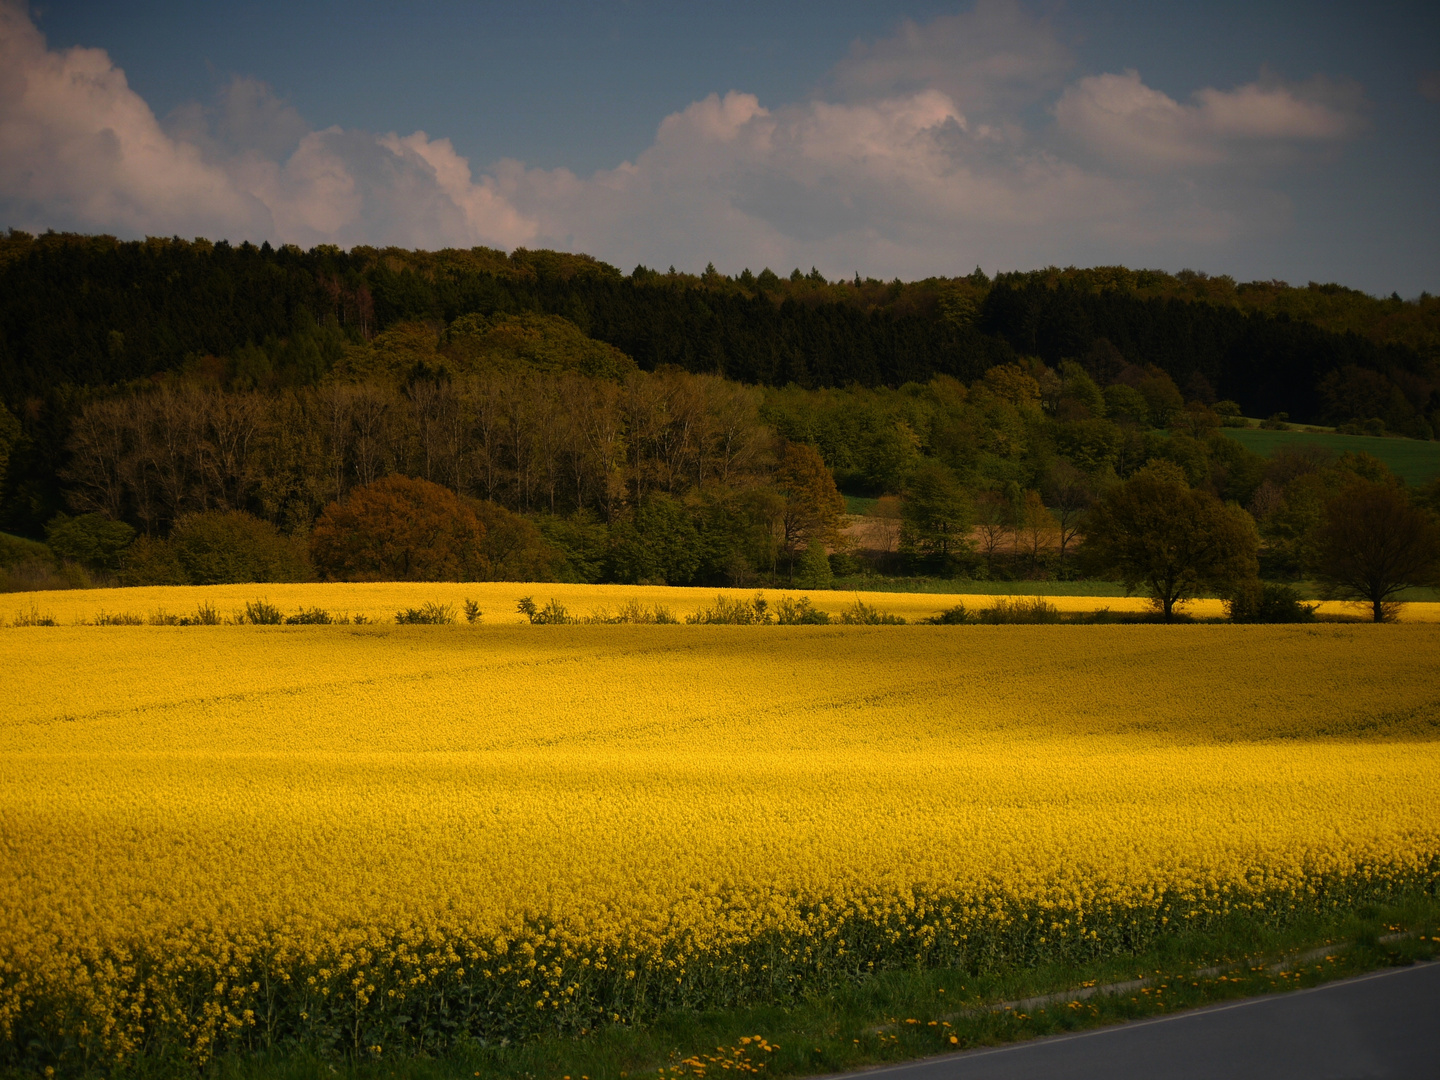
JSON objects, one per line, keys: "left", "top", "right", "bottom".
{"left": 775, "top": 596, "right": 830, "bottom": 624}
{"left": 396, "top": 602, "right": 456, "bottom": 625}
{"left": 45, "top": 513, "right": 135, "bottom": 572}
{"left": 838, "top": 599, "right": 906, "bottom": 625}
{"left": 685, "top": 593, "right": 771, "bottom": 625}
{"left": 978, "top": 597, "right": 1061, "bottom": 624}
{"left": 12, "top": 605, "right": 56, "bottom": 626}
{"left": 517, "top": 596, "right": 574, "bottom": 624}
{"left": 1226, "top": 581, "right": 1318, "bottom": 623}
{"left": 285, "top": 607, "right": 334, "bottom": 625}
{"left": 120, "top": 513, "right": 309, "bottom": 587}
{"left": 583, "top": 599, "right": 677, "bottom": 624}
{"left": 463, "top": 599, "right": 482, "bottom": 624}
{"left": 170, "top": 511, "right": 310, "bottom": 585}
{"left": 794, "top": 542, "right": 833, "bottom": 589}
{"left": 91, "top": 610, "right": 143, "bottom": 626}
{"left": 925, "top": 604, "right": 973, "bottom": 625}
{"left": 243, "top": 600, "right": 283, "bottom": 625}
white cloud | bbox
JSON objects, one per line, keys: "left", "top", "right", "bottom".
{"left": 0, "top": 0, "right": 535, "bottom": 248}
{"left": 0, "top": 1, "right": 1368, "bottom": 278}
{"left": 828, "top": 0, "right": 1073, "bottom": 114}
{"left": 1055, "top": 70, "right": 1364, "bottom": 172}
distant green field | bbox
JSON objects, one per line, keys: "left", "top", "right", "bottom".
{"left": 1223, "top": 428, "right": 1440, "bottom": 486}
{"left": 842, "top": 495, "right": 881, "bottom": 515}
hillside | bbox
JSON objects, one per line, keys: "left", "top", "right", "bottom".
{"left": 2, "top": 231, "right": 1436, "bottom": 430}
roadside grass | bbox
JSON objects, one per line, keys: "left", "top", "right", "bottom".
{"left": 1222, "top": 428, "right": 1440, "bottom": 486}
{"left": 112, "top": 898, "right": 1439, "bottom": 1080}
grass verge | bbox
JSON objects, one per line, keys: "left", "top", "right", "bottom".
{"left": 97, "top": 898, "right": 1440, "bottom": 1080}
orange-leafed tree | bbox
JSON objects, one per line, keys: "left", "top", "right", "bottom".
{"left": 311, "top": 475, "right": 489, "bottom": 581}
{"left": 773, "top": 440, "right": 846, "bottom": 565}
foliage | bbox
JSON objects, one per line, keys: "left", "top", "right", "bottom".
{"left": 774, "top": 595, "right": 830, "bottom": 624}
{"left": 580, "top": 599, "right": 677, "bottom": 624}
{"left": 44, "top": 512, "right": 135, "bottom": 572}
{"left": 468, "top": 500, "right": 564, "bottom": 582}
{"left": 838, "top": 599, "right": 906, "bottom": 624}
{"left": 773, "top": 441, "right": 847, "bottom": 564}
{"left": 0, "top": 402, "right": 19, "bottom": 505}
{"left": 794, "top": 542, "right": 833, "bottom": 589}
{"left": 1306, "top": 480, "right": 1440, "bottom": 621}
{"left": 924, "top": 603, "right": 973, "bottom": 624}
{"left": 285, "top": 607, "right": 335, "bottom": 625}
{"left": 1080, "top": 462, "right": 1259, "bottom": 618}
{"left": 607, "top": 495, "right": 702, "bottom": 585}
{"left": 977, "top": 597, "right": 1062, "bottom": 624}
{"left": 899, "top": 461, "right": 972, "bottom": 566}
{"left": 516, "top": 596, "right": 574, "bottom": 624}
{"left": 1225, "top": 581, "right": 1318, "bottom": 623}
{"left": 394, "top": 602, "right": 457, "bottom": 625}
{"left": 171, "top": 511, "right": 311, "bottom": 585}
{"left": 243, "top": 600, "right": 283, "bottom": 625}
{"left": 3, "top": 618, "right": 1438, "bottom": 1071}
{"left": 685, "top": 593, "right": 772, "bottom": 624}
{"left": 312, "top": 476, "right": 488, "bottom": 581}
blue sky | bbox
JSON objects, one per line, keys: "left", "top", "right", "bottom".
{"left": 6, "top": 1, "right": 1439, "bottom": 294}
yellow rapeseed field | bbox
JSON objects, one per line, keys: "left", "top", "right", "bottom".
{"left": 8, "top": 581, "right": 1440, "bottom": 625}
{"left": 2, "top": 592, "right": 1438, "bottom": 1071}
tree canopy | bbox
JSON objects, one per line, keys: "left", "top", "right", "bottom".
{"left": 1307, "top": 479, "right": 1440, "bottom": 621}
{"left": 1080, "top": 461, "right": 1259, "bottom": 618}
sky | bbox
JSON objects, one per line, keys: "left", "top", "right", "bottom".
{"left": 2, "top": 0, "right": 1438, "bottom": 295}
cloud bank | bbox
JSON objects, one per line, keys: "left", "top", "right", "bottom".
{"left": 0, "top": 0, "right": 1366, "bottom": 277}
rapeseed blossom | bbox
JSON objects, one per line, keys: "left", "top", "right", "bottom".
{"left": 2, "top": 603, "right": 1437, "bottom": 1070}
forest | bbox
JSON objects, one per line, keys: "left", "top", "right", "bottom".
{"left": 1, "top": 229, "right": 1438, "bottom": 596}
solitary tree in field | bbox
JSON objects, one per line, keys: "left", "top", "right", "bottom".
{"left": 1307, "top": 479, "right": 1440, "bottom": 622}
{"left": 1080, "top": 461, "right": 1258, "bottom": 619}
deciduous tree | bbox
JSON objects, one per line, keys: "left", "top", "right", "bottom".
{"left": 1307, "top": 479, "right": 1440, "bottom": 621}
{"left": 1080, "top": 461, "right": 1258, "bottom": 618}
{"left": 311, "top": 475, "right": 488, "bottom": 581}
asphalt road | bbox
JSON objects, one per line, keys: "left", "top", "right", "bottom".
{"left": 837, "top": 961, "right": 1440, "bottom": 1080}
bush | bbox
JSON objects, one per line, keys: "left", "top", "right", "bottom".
{"left": 243, "top": 600, "right": 283, "bottom": 625}
{"left": 91, "top": 610, "right": 143, "bottom": 625}
{"left": 838, "top": 599, "right": 906, "bottom": 625}
{"left": 285, "top": 607, "right": 334, "bottom": 625}
{"left": 174, "top": 511, "right": 310, "bottom": 584}
{"left": 978, "top": 597, "right": 1062, "bottom": 624}
{"left": 147, "top": 604, "right": 221, "bottom": 626}
{"left": 775, "top": 596, "right": 830, "bottom": 624}
{"left": 1226, "top": 581, "right": 1318, "bottom": 623}
{"left": 45, "top": 513, "right": 135, "bottom": 572}
{"left": 926, "top": 603, "right": 974, "bottom": 625}
{"left": 12, "top": 605, "right": 56, "bottom": 626}
{"left": 685, "top": 593, "right": 771, "bottom": 625}
{"left": 468, "top": 500, "right": 564, "bottom": 581}
{"left": 583, "top": 599, "right": 677, "bottom": 624}
{"left": 117, "top": 535, "right": 187, "bottom": 586}
{"left": 312, "top": 476, "right": 488, "bottom": 582}
{"left": 121, "top": 512, "right": 309, "bottom": 586}
{"left": 463, "top": 599, "right": 482, "bottom": 624}
{"left": 517, "top": 597, "right": 574, "bottom": 624}
{"left": 395, "top": 602, "right": 456, "bottom": 625}
{"left": 794, "top": 542, "right": 834, "bottom": 589}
